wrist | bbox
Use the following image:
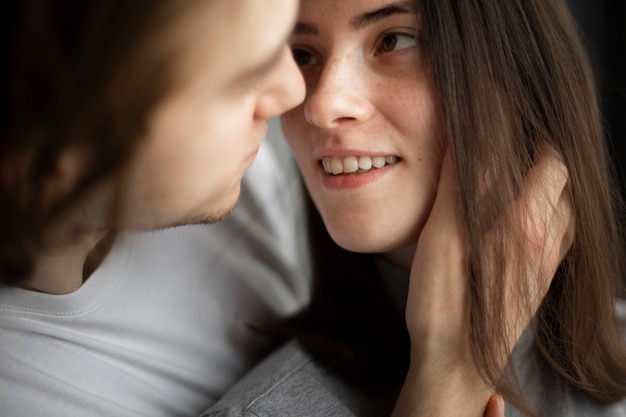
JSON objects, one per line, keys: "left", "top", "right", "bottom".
{"left": 391, "top": 358, "right": 492, "bottom": 417}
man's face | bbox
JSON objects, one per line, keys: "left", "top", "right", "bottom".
{"left": 116, "top": 0, "right": 305, "bottom": 229}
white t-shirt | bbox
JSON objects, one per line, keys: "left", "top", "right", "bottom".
{"left": 0, "top": 136, "right": 311, "bottom": 417}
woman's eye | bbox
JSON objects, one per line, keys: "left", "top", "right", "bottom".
{"left": 378, "top": 32, "right": 417, "bottom": 54}
{"left": 292, "top": 48, "right": 317, "bottom": 66}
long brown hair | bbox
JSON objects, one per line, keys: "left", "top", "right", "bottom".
{"left": 297, "top": 0, "right": 626, "bottom": 415}
{"left": 0, "top": 0, "right": 212, "bottom": 285}
{"left": 421, "top": 0, "right": 626, "bottom": 410}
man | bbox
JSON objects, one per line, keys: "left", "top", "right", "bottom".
{"left": 0, "top": 1, "right": 305, "bottom": 416}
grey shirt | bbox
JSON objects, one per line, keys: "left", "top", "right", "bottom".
{"left": 203, "top": 259, "right": 626, "bottom": 417}
{"left": 201, "top": 339, "right": 395, "bottom": 417}
{"left": 202, "top": 336, "right": 626, "bottom": 417}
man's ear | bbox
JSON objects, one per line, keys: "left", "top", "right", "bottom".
{"left": 2, "top": 142, "right": 90, "bottom": 212}
{"left": 41, "top": 147, "right": 88, "bottom": 209}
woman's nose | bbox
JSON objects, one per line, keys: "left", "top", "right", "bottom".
{"left": 254, "top": 46, "right": 306, "bottom": 120}
{"left": 304, "top": 55, "right": 375, "bottom": 130}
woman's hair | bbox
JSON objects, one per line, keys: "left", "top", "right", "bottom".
{"left": 0, "top": 0, "right": 211, "bottom": 285}
{"left": 296, "top": 0, "right": 626, "bottom": 415}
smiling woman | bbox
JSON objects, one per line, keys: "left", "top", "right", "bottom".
{"left": 283, "top": 0, "right": 440, "bottom": 254}
{"left": 203, "top": 1, "right": 626, "bottom": 417}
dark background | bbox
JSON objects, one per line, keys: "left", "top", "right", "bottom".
{"left": 566, "top": 0, "right": 626, "bottom": 198}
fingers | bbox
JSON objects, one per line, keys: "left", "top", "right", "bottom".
{"left": 484, "top": 395, "right": 506, "bottom": 417}
{"left": 521, "top": 144, "right": 568, "bottom": 228}
{"left": 543, "top": 184, "right": 574, "bottom": 280}
{"left": 401, "top": 145, "right": 571, "bottom": 417}
{"left": 519, "top": 144, "right": 569, "bottom": 261}
{"left": 515, "top": 143, "right": 572, "bottom": 301}
{"left": 558, "top": 192, "right": 575, "bottom": 262}
{"left": 496, "top": 143, "right": 573, "bottom": 346}
{"left": 406, "top": 149, "right": 467, "bottom": 352}
{"left": 419, "top": 149, "right": 459, "bottom": 237}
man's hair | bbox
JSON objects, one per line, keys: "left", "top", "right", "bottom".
{"left": 0, "top": 0, "right": 208, "bottom": 285}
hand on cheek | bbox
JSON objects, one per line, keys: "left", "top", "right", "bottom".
{"left": 392, "top": 146, "right": 573, "bottom": 417}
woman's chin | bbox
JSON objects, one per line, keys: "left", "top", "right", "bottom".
{"left": 329, "top": 231, "right": 398, "bottom": 255}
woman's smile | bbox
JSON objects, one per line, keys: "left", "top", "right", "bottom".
{"left": 281, "top": 0, "right": 443, "bottom": 254}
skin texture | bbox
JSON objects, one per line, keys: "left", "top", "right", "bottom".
{"left": 283, "top": 0, "right": 574, "bottom": 415}
{"left": 282, "top": 0, "right": 442, "bottom": 263}
{"left": 116, "top": 0, "right": 304, "bottom": 229}
{"left": 23, "top": 0, "right": 305, "bottom": 294}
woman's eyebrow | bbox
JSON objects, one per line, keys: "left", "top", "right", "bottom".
{"left": 291, "top": 1, "right": 417, "bottom": 37}
{"left": 350, "top": 1, "right": 418, "bottom": 30}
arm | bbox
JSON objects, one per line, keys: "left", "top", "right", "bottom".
{"left": 392, "top": 147, "right": 573, "bottom": 417}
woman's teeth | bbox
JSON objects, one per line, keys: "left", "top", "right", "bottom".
{"left": 321, "top": 155, "right": 398, "bottom": 175}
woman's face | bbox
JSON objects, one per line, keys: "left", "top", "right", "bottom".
{"left": 282, "top": 0, "right": 444, "bottom": 262}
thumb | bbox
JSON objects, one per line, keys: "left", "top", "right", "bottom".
{"left": 484, "top": 395, "right": 506, "bottom": 417}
